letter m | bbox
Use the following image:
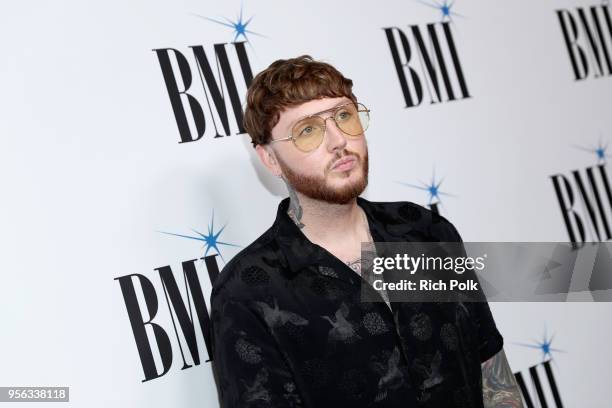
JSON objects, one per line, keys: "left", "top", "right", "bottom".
{"left": 155, "top": 256, "right": 217, "bottom": 369}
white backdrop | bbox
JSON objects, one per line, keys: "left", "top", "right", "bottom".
{"left": 2, "top": 0, "right": 612, "bottom": 406}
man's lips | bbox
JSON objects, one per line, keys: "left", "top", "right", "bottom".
{"left": 331, "top": 155, "right": 357, "bottom": 170}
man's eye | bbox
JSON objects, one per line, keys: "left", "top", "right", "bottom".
{"left": 337, "top": 111, "right": 352, "bottom": 121}
{"left": 299, "top": 126, "right": 318, "bottom": 137}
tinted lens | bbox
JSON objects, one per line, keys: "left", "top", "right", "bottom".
{"left": 292, "top": 117, "right": 325, "bottom": 152}
{"left": 335, "top": 103, "right": 369, "bottom": 136}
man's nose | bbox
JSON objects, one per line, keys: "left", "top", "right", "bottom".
{"left": 323, "top": 117, "right": 348, "bottom": 152}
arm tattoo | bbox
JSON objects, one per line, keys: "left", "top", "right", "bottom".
{"left": 283, "top": 177, "right": 305, "bottom": 229}
{"left": 481, "top": 349, "right": 524, "bottom": 408}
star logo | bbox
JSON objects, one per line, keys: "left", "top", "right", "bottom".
{"left": 191, "top": 1, "right": 266, "bottom": 45}
{"left": 416, "top": 0, "right": 466, "bottom": 23}
{"left": 395, "top": 167, "right": 456, "bottom": 206}
{"left": 158, "top": 209, "right": 241, "bottom": 263}
{"left": 514, "top": 327, "right": 566, "bottom": 362}
{"left": 573, "top": 136, "right": 610, "bottom": 164}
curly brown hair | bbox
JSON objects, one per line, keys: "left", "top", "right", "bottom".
{"left": 243, "top": 55, "right": 357, "bottom": 148}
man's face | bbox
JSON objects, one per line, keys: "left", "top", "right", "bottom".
{"left": 268, "top": 96, "right": 369, "bottom": 205}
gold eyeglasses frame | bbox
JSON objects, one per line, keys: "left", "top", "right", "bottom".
{"left": 268, "top": 101, "right": 371, "bottom": 153}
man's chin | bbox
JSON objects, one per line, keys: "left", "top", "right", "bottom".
{"left": 301, "top": 176, "right": 368, "bottom": 205}
{"left": 279, "top": 153, "right": 369, "bottom": 204}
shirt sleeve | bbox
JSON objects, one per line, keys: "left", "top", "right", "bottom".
{"left": 210, "top": 291, "right": 304, "bottom": 408}
{"left": 469, "top": 299, "right": 505, "bottom": 363}
{"left": 439, "top": 215, "right": 505, "bottom": 363}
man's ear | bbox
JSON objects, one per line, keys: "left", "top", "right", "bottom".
{"left": 255, "top": 144, "right": 282, "bottom": 177}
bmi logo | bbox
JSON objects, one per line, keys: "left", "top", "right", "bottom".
{"left": 114, "top": 256, "right": 219, "bottom": 382}
{"left": 514, "top": 329, "right": 565, "bottom": 407}
{"left": 114, "top": 211, "right": 239, "bottom": 382}
{"left": 153, "top": 5, "right": 262, "bottom": 143}
{"left": 383, "top": 1, "right": 470, "bottom": 108}
{"left": 551, "top": 141, "right": 612, "bottom": 244}
{"left": 514, "top": 360, "right": 564, "bottom": 408}
{"left": 556, "top": 2, "right": 612, "bottom": 80}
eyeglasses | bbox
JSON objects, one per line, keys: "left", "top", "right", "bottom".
{"left": 269, "top": 102, "right": 370, "bottom": 153}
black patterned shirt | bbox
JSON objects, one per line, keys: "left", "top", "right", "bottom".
{"left": 210, "top": 196, "right": 504, "bottom": 408}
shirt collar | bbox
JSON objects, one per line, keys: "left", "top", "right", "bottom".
{"left": 273, "top": 195, "right": 403, "bottom": 276}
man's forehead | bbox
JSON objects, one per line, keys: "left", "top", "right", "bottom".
{"left": 280, "top": 96, "right": 353, "bottom": 127}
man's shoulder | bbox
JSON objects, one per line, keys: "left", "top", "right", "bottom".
{"left": 210, "top": 224, "right": 280, "bottom": 303}
{"left": 363, "top": 198, "right": 462, "bottom": 242}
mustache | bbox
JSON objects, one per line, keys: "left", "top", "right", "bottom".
{"left": 328, "top": 150, "right": 361, "bottom": 171}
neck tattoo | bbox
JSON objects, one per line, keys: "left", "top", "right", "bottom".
{"left": 284, "top": 185, "right": 372, "bottom": 275}
{"left": 284, "top": 177, "right": 305, "bottom": 229}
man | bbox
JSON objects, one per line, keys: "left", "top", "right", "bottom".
{"left": 209, "top": 55, "right": 523, "bottom": 407}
